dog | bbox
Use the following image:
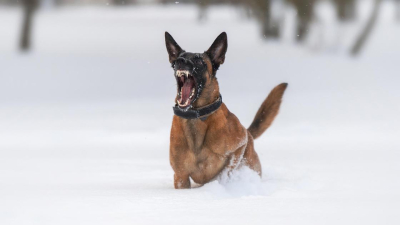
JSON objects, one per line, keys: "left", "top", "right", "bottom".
{"left": 165, "top": 32, "right": 287, "bottom": 189}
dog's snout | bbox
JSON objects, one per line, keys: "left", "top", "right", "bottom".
{"left": 175, "top": 57, "right": 194, "bottom": 71}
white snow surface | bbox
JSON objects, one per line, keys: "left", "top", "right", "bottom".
{"left": 1, "top": 1, "right": 400, "bottom": 225}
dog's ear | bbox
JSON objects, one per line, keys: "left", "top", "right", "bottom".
{"left": 206, "top": 32, "right": 228, "bottom": 68}
{"left": 165, "top": 32, "right": 184, "bottom": 63}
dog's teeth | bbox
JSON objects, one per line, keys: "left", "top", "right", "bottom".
{"left": 177, "top": 70, "right": 190, "bottom": 78}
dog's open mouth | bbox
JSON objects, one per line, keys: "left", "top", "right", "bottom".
{"left": 176, "top": 70, "right": 197, "bottom": 108}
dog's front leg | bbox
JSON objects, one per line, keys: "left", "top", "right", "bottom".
{"left": 225, "top": 144, "right": 247, "bottom": 176}
{"left": 174, "top": 173, "right": 191, "bottom": 189}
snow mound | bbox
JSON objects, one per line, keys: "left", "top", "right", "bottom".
{"left": 201, "top": 166, "right": 264, "bottom": 197}
{"left": 199, "top": 165, "right": 324, "bottom": 198}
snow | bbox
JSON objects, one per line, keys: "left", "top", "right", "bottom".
{"left": 1, "top": 1, "right": 400, "bottom": 225}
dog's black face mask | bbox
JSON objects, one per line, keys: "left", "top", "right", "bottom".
{"left": 172, "top": 52, "right": 207, "bottom": 108}
{"left": 165, "top": 32, "right": 227, "bottom": 109}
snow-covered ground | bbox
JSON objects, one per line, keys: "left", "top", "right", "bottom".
{"left": 1, "top": 1, "right": 400, "bottom": 224}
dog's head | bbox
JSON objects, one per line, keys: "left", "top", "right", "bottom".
{"left": 165, "top": 32, "right": 227, "bottom": 109}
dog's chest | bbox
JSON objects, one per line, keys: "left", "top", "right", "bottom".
{"left": 181, "top": 120, "right": 207, "bottom": 153}
{"left": 187, "top": 148, "right": 227, "bottom": 184}
{"left": 179, "top": 118, "right": 249, "bottom": 183}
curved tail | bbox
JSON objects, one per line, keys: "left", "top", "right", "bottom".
{"left": 248, "top": 83, "right": 288, "bottom": 140}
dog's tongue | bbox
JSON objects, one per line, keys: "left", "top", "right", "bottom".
{"left": 181, "top": 78, "right": 194, "bottom": 103}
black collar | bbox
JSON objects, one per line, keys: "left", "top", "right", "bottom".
{"left": 173, "top": 95, "right": 222, "bottom": 121}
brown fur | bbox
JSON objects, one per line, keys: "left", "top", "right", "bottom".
{"left": 167, "top": 32, "right": 287, "bottom": 189}
{"left": 248, "top": 83, "right": 288, "bottom": 139}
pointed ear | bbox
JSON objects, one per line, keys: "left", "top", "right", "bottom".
{"left": 206, "top": 32, "right": 228, "bottom": 67}
{"left": 165, "top": 32, "right": 184, "bottom": 63}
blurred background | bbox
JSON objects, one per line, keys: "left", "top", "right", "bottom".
{"left": 0, "top": 0, "right": 399, "bottom": 224}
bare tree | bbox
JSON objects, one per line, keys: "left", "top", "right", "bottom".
{"left": 246, "top": 0, "right": 280, "bottom": 39}
{"left": 20, "top": 0, "right": 39, "bottom": 51}
{"left": 333, "top": 0, "right": 356, "bottom": 22}
{"left": 351, "top": 0, "right": 382, "bottom": 56}
{"left": 110, "top": 0, "right": 137, "bottom": 6}
{"left": 197, "top": 0, "right": 210, "bottom": 21}
{"left": 286, "top": 0, "right": 316, "bottom": 42}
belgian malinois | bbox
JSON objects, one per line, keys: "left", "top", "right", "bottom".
{"left": 165, "top": 32, "right": 288, "bottom": 189}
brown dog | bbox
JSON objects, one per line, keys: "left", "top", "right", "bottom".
{"left": 165, "top": 32, "right": 287, "bottom": 189}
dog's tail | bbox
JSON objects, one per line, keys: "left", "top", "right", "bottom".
{"left": 247, "top": 83, "right": 288, "bottom": 140}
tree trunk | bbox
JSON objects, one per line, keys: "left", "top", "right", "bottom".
{"left": 396, "top": 0, "right": 400, "bottom": 21}
{"left": 20, "top": 0, "right": 38, "bottom": 51}
{"left": 247, "top": 0, "right": 279, "bottom": 39}
{"left": 350, "top": 0, "right": 382, "bottom": 56}
{"left": 287, "top": 0, "right": 315, "bottom": 42}
{"left": 197, "top": 0, "right": 210, "bottom": 21}
{"left": 334, "top": 0, "right": 356, "bottom": 21}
